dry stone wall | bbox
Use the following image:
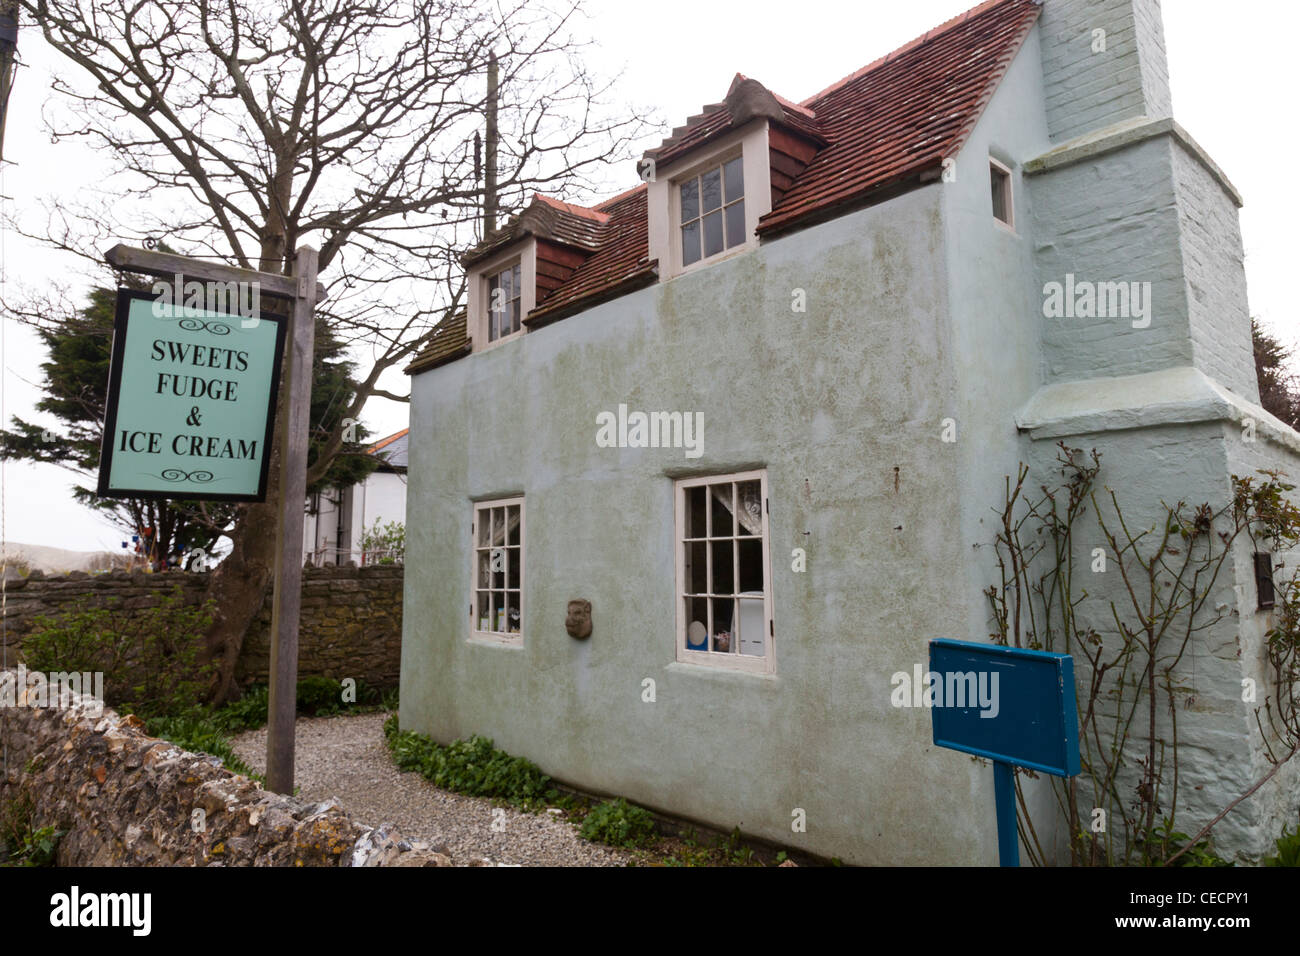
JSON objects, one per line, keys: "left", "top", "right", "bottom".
{"left": 0, "top": 565, "right": 402, "bottom": 690}
{"left": 0, "top": 672, "right": 446, "bottom": 866}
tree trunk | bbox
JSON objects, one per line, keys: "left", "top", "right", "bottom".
{"left": 202, "top": 212, "right": 293, "bottom": 705}
{"left": 202, "top": 499, "right": 279, "bottom": 704}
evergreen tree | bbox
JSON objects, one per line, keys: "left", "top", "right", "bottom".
{"left": 1253, "top": 318, "right": 1300, "bottom": 429}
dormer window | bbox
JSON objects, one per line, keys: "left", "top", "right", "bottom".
{"left": 680, "top": 156, "right": 745, "bottom": 267}
{"left": 487, "top": 261, "right": 522, "bottom": 342}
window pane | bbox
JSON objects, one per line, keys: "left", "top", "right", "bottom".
{"left": 511, "top": 264, "right": 520, "bottom": 295}
{"left": 738, "top": 538, "right": 764, "bottom": 592}
{"left": 685, "top": 485, "right": 707, "bottom": 538}
{"left": 723, "top": 157, "right": 744, "bottom": 203}
{"left": 500, "top": 266, "right": 512, "bottom": 299}
{"left": 477, "top": 511, "right": 490, "bottom": 546}
{"left": 477, "top": 591, "right": 492, "bottom": 632}
{"left": 508, "top": 505, "right": 520, "bottom": 545}
{"left": 681, "top": 221, "right": 701, "bottom": 266}
{"left": 710, "top": 483, "right": 734, "bottom": 537}
{"left": 712, "top": 540, "right": 734, "bottom": 595}
{"left": 737, "top": 597, "right": 764, "bottom": 656}
{"left": 491, "top": 548, "right": 505, "bottom": 589}
{"left": 725, "top": 200, "right": 746, "bottom": 249}
{"left": 711, "top": 598, "right": 735, "bottom": 652}
{"left": 736, "top": 481, "right": 761, "bottom": 535}
{"left": 992, "top": 167, "right": 1010, "bottom": 223}
{"left": 685, "top": 598, "right": 709, "bottom": 650}
{"left": 477, "top": 550, "right": 491, "bottom": 589}
{"left": 493, "top": 507, "right": 505, "bottom": 546}
{"left": 702, "top": 210, "right": 724, "bottom": 258}
{"left": 508, "top": 547, "right": 520, "bottom": 589}
{"left": 686, "top": 540, "right": 707, "bottom": 594}
{"left": 680, "top": 178, "right": 699, "bottom": 222}
{"left": 509, "top": 299, "right": 520, "bottom": 335}
{"left": 506, "top": 592, "right": 520, "bottom": 634}
{"left": 492, "top": 591, "right": 505, "bottom": 632}
{"left": 701, "top": 167, "right": 722, "bottom": 212}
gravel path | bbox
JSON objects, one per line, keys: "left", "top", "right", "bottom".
{"left": 229, "top": 712, "right": 636, "bottom": 867}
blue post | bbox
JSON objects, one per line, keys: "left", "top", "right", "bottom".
{"left": 993, "top": 760, "right": 1019, "bottom": 867}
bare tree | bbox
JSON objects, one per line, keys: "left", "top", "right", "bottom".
{"left": 19, "top": 0, "right": 649, "bottom": 701}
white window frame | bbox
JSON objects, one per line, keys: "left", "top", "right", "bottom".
{"left": 990, "top": 157, "right": 1015, "bottom": 232}
{"left": 470, "top": 496, "right": 525, "bottom": 646}
{"left": 673, "top": 470, "right": 775, "bottom": 675}
{"left": 675, "top": 152, "right": 747, "bottom": 271}
{"left": 467, "top": 240, "right": 536, "bottom": 353}
{"left": 486, "top": 261, "right": 523, "bottom": 343}
{"left": 647, "top": 120, "right": 771, "bottom": 281}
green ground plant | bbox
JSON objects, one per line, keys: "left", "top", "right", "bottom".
{"left": 0, "top": 794, "right": 63, "bottom": 867}
{"left": 382, "top": 716, "right": 557, "bottom": 808}
{"left": 578, "top": 798, "right": 658, "bottom": 848}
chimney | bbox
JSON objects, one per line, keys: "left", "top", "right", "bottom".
{"left": 1037, "top": 0, "right": 1172, "bottom": 143}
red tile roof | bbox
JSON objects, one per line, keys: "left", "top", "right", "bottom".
{"left": 366, "top": 428, "right": 409, "bottom": 454}
{"left": 462, "top": 192, "right": 610, "bottom": 267}
{"left": 409, "top": 0, "right": 1040, "bottom": 375}
{"left": 643, "top": 74, "right": 829, "bottom": 172}
{"left": 527, "top": 186, "right": 654, "bottom": 326}
{"left": 760, "top": 0, "right": 1040, "bottom": 236}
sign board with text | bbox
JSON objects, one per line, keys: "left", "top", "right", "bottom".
{"left": 97, "top": 288, "right": 286, "bottom": 501}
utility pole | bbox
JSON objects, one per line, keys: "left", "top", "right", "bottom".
{"left": 0, "top": 0, "right": 18, "bottom": 164}
{"left": 484, "top": 51, "right": 498, "bottom": 237}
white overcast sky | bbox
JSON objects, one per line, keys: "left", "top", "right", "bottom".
{"left": 1, "top": 0, "right": 1297, "bottom": 552}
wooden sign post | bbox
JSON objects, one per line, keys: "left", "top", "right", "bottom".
{"left": 265, "top": 246, "right": 318, "bottom": 795}
{"left": 103, "top": 243, "right": 324, "bottom": 794}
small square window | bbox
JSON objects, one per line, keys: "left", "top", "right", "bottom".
{"left": 676, "top": 471, "right": 773, "bottom": 672}
{"left": 679, "top": 155, "right": 746, "bottom": 268}
{"left": 990, "top": 159, "right": 1013, "bottom": 228}
{"left": 472, "top": 497, "right": 524, "bottom": 643}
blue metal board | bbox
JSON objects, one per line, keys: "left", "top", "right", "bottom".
{"left": 929, "top": 639, "right": 1081, "bottom": 777}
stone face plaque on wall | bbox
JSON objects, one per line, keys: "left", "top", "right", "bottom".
{"left": 98, "top": 288, "right": 286, "bottom": 502}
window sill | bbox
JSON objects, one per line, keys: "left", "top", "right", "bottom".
{"left": 669, "top": 241, "right": 756, "bottom": 281}
{"left": 665, "top": 658, "right": 778, "bottom": 681}
{"left": 467, "top": 632, "right": 524, "bottom": 649}
{"left": 473, "top": 330, "right": 525, "bottom": 356}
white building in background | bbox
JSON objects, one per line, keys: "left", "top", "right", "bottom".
{"left": 304, "top": 428, "right": 408, "bottom": 566}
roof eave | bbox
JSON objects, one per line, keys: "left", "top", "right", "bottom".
{"left": 524, "top": 264, "right": 660, "bottom": 330}
{"left": 405, "top": 342, "right": 472, "bottom": 376}
{"left": 756, "top": 162, "right": 942, "bottom": 240}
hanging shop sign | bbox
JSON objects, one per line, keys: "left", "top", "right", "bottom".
{"left": 97, "top": 287, "right": 286, "bottom": 501}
